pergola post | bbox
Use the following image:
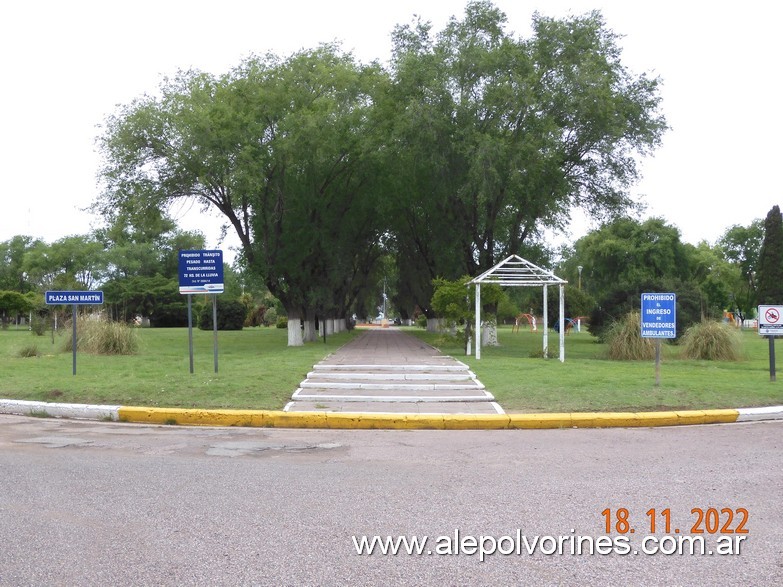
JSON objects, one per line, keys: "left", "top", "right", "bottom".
{"left": 475, "top": 283, "right": 481, "bottom": 360}
{"left": 559, "top": 283, "right": 565, "bottom": 363}
{"left": 542, "top": 285, "right": 548, "bottom": 358}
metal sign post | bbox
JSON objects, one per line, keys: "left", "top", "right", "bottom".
{"left": 45, "top": 291, "right": 104, "bottom": 375}
{"left": 641, "top": 293, "right": 677, "bottom": 386}
{"left": 758, "top": 305, "right": 783, "bottom": 382}
{"left": 178, "top": 250, "right": 224, "bottom": 374}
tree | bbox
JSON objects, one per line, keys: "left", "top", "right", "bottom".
{"left": 757, "top": 205, "right": 783, "bottom": 305}
{"left": 21, "top": 235, "right": 105, "bottom": 292}
{"left": 566, "top": 217, "right": 691, "bottom": 302}
{"left": 717, "top": 219, "right": 764, "bottom": 316}
{"left": 0, "top": 236, "right": 39, "bottom": 293}
{"left": 96, "top": 45, "right": 389, "bottom": 345}
{"left": 386, "top": 2, "right": 667, "bottom": 315}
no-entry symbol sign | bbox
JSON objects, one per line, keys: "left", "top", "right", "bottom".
{"left": 759, "top": 305, "right": 783, "bottom": 336}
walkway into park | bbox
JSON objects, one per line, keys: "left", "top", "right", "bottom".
{"left": 283, "top": 328, "right": 504, "bottom": 415}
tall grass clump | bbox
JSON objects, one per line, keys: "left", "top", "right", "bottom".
{"left": 680, "top": 321, "right": 742, "bottom": 361}
{"left": 63, "top": 316, "right": 139, "bottom": 355}
{"left": 17, "top": 343, "right": 40, "bottom": 358}
{"left": 605, "top": 311, "right": 655, "bottom": 361}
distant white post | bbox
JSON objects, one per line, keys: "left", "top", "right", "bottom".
{"left": 475, "top": 283, "right": 482, "bottom": 359}
{"left": 559, "top": 283, "right": 565, "bottom": 362}
{"left": 542, "top": 285, "right": 548, "bottom": 358}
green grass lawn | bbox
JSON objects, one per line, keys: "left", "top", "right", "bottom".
{"left": 1, "top": 324, "right": 781, "bottom": 413}
{"left": 0, "top": 326, "right": 355, "bottom": 410}
{"left": 408, "top": 326, "right": 783, "bottom": 413}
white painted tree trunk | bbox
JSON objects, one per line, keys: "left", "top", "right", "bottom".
{"left": 287, "top": 316, "right": 303, "bottom": 347}
{"left": 426, "top": 317, "right": 442, "bottom": 332}
{"left": 481, "top": 320, "right": 499, "bottom": 346}
{"left": 326, "top": 318, "right": 335, "bottom": 335}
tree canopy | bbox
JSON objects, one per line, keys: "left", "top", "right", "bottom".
{"left": 757, "top": 205, "right": 783, "bottom": 305}
{"left": 93, "top": 1, "right": 667, "bottom": 343}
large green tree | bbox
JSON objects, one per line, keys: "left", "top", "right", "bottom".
{"left": 757, "top": 205, "right": 783, "bottom": 305}
{"left": 717, "top": 219, "right": 764, "bottom": 316}
{"left": 96, "top": 45, "right": 388, "bottom": 345}
{"left": 385, "top": 2, "right": 667, "bottom": 316}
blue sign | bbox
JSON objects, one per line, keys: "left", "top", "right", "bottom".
{"left": 45, "top": 291, "right": 104, "bottom": 305}
{"left": 178, "top": 250, "right": 224, "bottom": 294}
{"left": 641, "top": 293, "right": 677, "bottom": 338}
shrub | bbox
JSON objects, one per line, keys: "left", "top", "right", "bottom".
{"left": 30, "top": 314, "right": 48, "bottom": 336}
{"left": 198, "top": 298, "right": 245, "bottom": 330}
{"left": 17, "top": 343, "right": 40, "bottom": 358}
{"left": 680, "top": 321, "right": 742, "bottom": 361}
{"left": 63, "top": 317, "right": 139, "bottom": 355}
{"left": 276, "top": 316, "right": 288, "bottom": 329}
{"left": 263, "top": 307, "right": 278, "bottom": 327}
{"left": 605, "top": 311, "right": 655, "bottom": 361}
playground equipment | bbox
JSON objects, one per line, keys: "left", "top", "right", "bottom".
{"left": 512, "top": 313, "right": 537, "bottom": 333}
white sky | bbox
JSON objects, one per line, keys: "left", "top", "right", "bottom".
{"left": 1, "top": 0, "right": 781, "bottom": 258}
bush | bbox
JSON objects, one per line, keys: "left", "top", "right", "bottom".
{"left": 263, "top": 307, "right": 278, "bottom": 327}
{"left": 17, "top": 343, "right": 40, "bottom": 358}
{"left": 680, "top": 321, "right": 742, "bottom": 361}
{"left": 276, "top": 316, "right": 288, "bottom": 329}
{"left": 63, "top": 317, "right": 139, "bottom": 355}
{"left": 30, "top": 314, "right": 49, "bottom": 336}
{"left": 198, "top": 298, "right": 245, "bottom": 330}
{"left": 605, "top": 311, "right": 655, "bottom": 361}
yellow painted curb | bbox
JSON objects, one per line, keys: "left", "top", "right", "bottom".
{"left": 116, "top": 406, "right": 741, "bottom": 430}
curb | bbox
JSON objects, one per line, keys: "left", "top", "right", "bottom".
{"left": 1, "top": 399, "right": 782, "bottom": 430}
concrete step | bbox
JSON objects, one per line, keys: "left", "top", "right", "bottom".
{"left": 291, "top": 388, "right": 495, "bottom": 402}
{"left": 306, "top": 371, "right": 477, "bottom": 381}
{"left": 312, "top": 363, "right": 470, "bottom": 372}
{"left": 298, "top": 380, "right": 485, "bottom": 391}
{"left": 284, "top": 400, "right": 505, "bottom": 414}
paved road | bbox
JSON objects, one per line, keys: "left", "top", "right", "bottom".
{"left": 1, "top": 415, "right": 781, "bottom": 586}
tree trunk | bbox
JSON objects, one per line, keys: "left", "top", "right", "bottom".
{"left": 303, "top": 309, "right": 316, "bottom": 342}
{"left": 481, "top": 319, "right": 499, "bottom": 346}
{"left": 426, "top": 317, "right": 443, "bottom": 332}
{"left": 287, "top": 308, "right": 303, "bottom": 347}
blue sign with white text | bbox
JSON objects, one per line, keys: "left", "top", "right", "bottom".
{"left": 641, "top": 293, "right": 677, "bottom": 338}
{"left": 45, "top": 291, "right": 104, "bottom": 305}
{"left": 178, "top": 250, "right": 224, "bottom": 294}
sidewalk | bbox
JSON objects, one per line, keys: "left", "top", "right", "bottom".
{"left": 284, "top": 328, "right": 504, "bottom": 415}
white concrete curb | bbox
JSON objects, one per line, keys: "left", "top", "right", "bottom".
{"left": 736, "top": 406, "right": 783, "bottom": 422}
{"left": 0, "top": 399, "right": 120, "bottom": 421}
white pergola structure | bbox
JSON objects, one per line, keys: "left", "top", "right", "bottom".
{"left": 468, "top": 254, "right": 568, "bottom": 361}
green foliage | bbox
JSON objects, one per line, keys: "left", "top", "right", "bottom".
{"left": 680, "top": 321, "right": 742, "bottom": 361}
{"left": 387, "top": 3, "right": 666, "bottom": 316}
{"left": 17, "top": 343, "right": 40, "bottom": 358}
{"left": 262, "top": 307, "right": 278, "bottom": 327}
{"left": 605, "top": 311, "right": 655, "bottom": 361}
{"left": 756, "top": 205, "right": 783, "bottom": 305}
{"left": 276, "top": 316, "right": 288, "bottom": 329}
{"left": 717, "top": 219, "right": 763, "bottom": 315}
{"left": 589, "top": 278, "right": 701, "bottom": 341}
{"left": 198, "top": 298, "right": 245, "bottom": 331}
{"left": 568, "top": 217, "right": 691, "bottom": 303}
{"left": 63, "top": 317, "right": 139, "bottom": 355}
{"left": 431, "top": 276, "right": 504, "bottom": 321}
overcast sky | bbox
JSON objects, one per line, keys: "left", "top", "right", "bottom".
{"left": 1, "top": 0, "right": 780, "bottom": 257}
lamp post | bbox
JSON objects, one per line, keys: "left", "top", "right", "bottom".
{"left": 577, "top": 265, "right": 583, "bottom": 290}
